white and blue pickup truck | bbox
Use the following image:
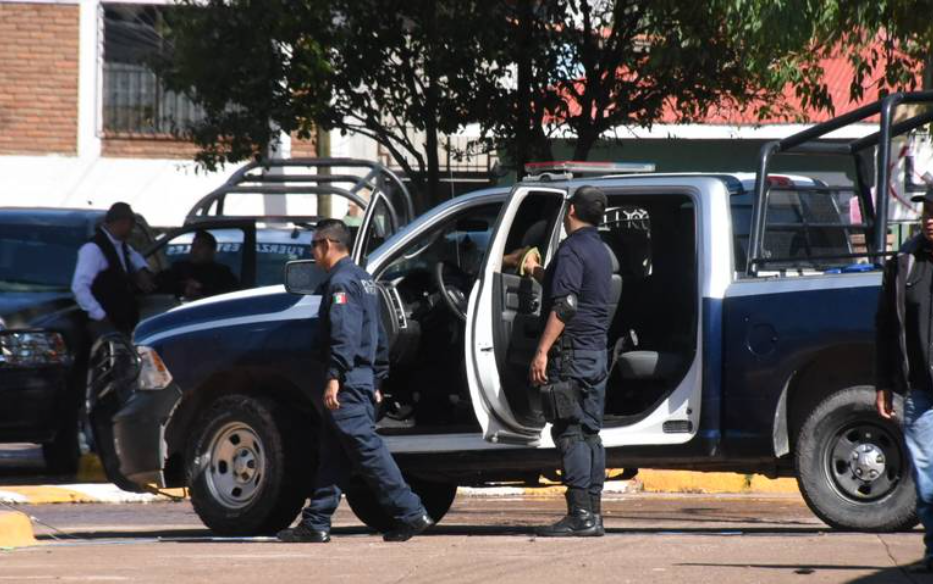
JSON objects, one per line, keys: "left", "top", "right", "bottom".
{"left": 89, "top": 92, "right": 933, "bottom": 536}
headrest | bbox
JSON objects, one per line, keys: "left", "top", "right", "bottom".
{"left": 603, "top": 242, "right": 620, "bottom": 274}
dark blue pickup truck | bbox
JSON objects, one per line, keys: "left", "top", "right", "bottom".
{"left": 89, "top": 93, "right": 933, "bottom": 536}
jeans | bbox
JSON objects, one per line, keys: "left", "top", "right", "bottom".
{"left": 905, "top": 389, "right": 933, "bottom": 558}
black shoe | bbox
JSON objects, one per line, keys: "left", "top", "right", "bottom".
{"left": 536, "top": 513, "right": 600, "bottom": 537}
{"left": 592, "top": 514, "right": 605, "bottom": 537}
{"left": 383, "top": 512, "right": 434, "bottom": 542}
{"left": 537, "top": 489, "right": 600, "bottom": 538}
{"left": 905, "top": 558, "right": 933, "bottom": 573}
{"left": 277, "top": 523, "right": 331, "bottom": 543}
{"left": 590, "top": 493, "right": 605, "bottom": 537}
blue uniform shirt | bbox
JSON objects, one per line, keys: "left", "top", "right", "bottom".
{"left": 319, "top": 257, "right": 389, "bottom": 413}
{"left": 542, "top": 226, "right": 612, "bottom": 351}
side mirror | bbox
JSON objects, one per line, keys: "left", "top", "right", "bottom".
{"left": 284, "top": 260, "right": 327, "bottom": 295}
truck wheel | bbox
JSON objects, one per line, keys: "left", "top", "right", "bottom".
{"left": 796, "top": 386, "right": 918, "bottom": 532}
{"left": 345, "top": 477, "right": 457, "bottom": 532}
{"left": 186, "top": 395, "right": 312, "bottom": 536}
{"left": 42, "top": 409, "right": 80, "bottom": 475}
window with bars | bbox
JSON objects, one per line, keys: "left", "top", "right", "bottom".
{"left": 101, "top": 4, "right": 203, "bottom": 135}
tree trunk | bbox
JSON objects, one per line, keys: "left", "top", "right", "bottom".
{"left": 514, "top": 0, "right": 534, "bottom": 179}
{"left": 422, "top": 1, "right": 441, "bottom": 210}
{"left": 572, "top": 127, "right": 597, "bottom": 162}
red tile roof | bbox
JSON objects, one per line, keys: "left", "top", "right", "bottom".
{"left": 663, "top": 46, "right": 922, "bottom": 125}
{"left": 553, "top": 43, "right": 923, "bottom": 127}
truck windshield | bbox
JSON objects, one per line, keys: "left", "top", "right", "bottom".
{"left": 0, "top": 224, "right": 87, "bottom": 291}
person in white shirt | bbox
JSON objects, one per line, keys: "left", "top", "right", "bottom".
{"left": 71, "top": 202, "right": 155, "bottom": 336}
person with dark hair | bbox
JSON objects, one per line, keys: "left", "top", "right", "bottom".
{"left": 157, "top": 230, "right": 239, "bottom": 300}
{"left": 71, "top": 202, "right": 155, "bottom": 336}
{"left": 278, "top": 219, "right": 432, "bottom": 544}
{"left": 877, "top": 189, "right": 933, "bottom": 573}
{"left": 522, "top": 186, "right": 613, "bottom": 537}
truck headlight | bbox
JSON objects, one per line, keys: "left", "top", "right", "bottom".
{"left": 0, "top": 331, "right": 69, "bottom": 367}
{"left": 136, "top": 346, "right": 173, "bottom": 391}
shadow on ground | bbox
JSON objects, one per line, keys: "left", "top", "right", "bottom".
{"left": 681, "top": 562, "right": 933, "bottom": 583}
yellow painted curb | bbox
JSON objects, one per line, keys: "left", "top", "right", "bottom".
{"left": 638, "top": 470, "right": 799, "bottom": 494}
{"left": 76, "top": 453, "right": 107, "bottom": 483}
{"left": 0, "top": 486, "right": 97, "bottom": 504}
{"left": 0, "top": 511, "right": 36, "bottom": 548}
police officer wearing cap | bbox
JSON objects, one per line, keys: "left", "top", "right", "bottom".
{"left": 877, "top": 188, "right": 933, "bottom": 572}
{"left": 71, "top": 202, "right": 155, "bottom": 337}
{"left": 523, "top": 186, "right": 612, "bottom": 537}
{"left": 278, "top": 219, "right": 432, "bottom": 544}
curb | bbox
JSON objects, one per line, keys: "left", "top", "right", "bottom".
{"left": 458, "top": 471, "right": 800, "bottom": 497}
{"left": 638, "top": 470, "right": 799, "bottom": 494}
{"left": 0, "top": 472, "right": 798, "bottom": 505}
{"left": 0, "top": 511, "right": 36, "bottom": 548}
{"left": 0, "top": 484, "right": 184, "bottom": 505}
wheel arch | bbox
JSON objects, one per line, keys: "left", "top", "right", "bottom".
{"left": 161, "top": 368, "right": 318, "bottom": 487}
{"left": 773, "top": 343, "right": 875, "bottom": 460}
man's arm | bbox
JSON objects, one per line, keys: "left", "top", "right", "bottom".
{"left": 530, "top": 311, "right": 565, "bottom": 386}
{"left": 128, "top": 247, "right": 149, "bottom": 272}
{"left": 71, "top": 243, "right": 107, "bottom": 321}
{"left": 324, "top": 281, "right": 364, "bottom": 410}
{"left": 529, "top": 245, "right": 582, "bottom": 385}
{"left": 876, "top": 258, "right": 899, "bottom": 419}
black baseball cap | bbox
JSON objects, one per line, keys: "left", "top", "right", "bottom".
{"left": 570, "top": 186, "right": 608, "bottom": 226}
{"left": 911, "top": 189, "right": 933, "bottom": 205}
{"left": 104, "top": 202, "right": 135, "bottom": 223}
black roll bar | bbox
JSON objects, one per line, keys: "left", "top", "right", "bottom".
{"left": 748, "top": 91, "right": 933, "bottom": 275}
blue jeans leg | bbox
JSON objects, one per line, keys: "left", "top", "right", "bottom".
{"left": 905, "top": 389, "right": 933, "bottom": 558}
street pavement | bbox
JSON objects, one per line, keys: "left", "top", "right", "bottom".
{"left": 1, "top": 443, "right": 930, "bottom": 583}
{"left": 0, "top": 495, "right": 930, "bottom": 583}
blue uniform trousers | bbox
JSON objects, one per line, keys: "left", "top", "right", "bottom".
{"left": 549, "top": 349, "right": 608, "bottom": 497}
{"left": 905, "top": 389, "right": 933, "bottom": 559}
{"left": 302, "top": 391, "right": 424, "bottom": 531}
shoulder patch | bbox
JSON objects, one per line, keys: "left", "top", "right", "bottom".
{"left": 333, "top": 291, "right": 348, "bottom": 305}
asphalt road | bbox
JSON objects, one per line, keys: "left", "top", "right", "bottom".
{"left": 2, "top": 494, "right": 930, "bottom": 584}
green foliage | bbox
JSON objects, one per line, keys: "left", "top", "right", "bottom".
{"left": 159, "top": 1, "right": 332, "bottom": 171}
{"left": 159, "top": 0, "right": 930, "bottom": 208}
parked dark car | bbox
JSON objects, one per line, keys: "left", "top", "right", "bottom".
{"left": 0, "top": 206, "right": 319, "bottom": 475}
{"left": 0, "top": 208, "right": 159, "bottom": 473}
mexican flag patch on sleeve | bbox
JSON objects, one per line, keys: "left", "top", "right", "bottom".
{"left": 333, "top": 291, "right": 348, "bottom": 305}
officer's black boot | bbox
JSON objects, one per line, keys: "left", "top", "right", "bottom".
{"left": 277, "top": 523, "right": 331, "bottom": 543}
{"left": 536, "top": 489, "right": 599, "bottom": 537}
{"left": 590, "top": 492, "right": 605, "bottom": 537}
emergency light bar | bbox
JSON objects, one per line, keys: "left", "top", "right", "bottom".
{"left": 523, "top": 160, "right": 656, "bottom": 181}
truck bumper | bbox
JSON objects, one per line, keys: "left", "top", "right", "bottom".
{"left": 111, "top": 384, "right": 183, "bottom": 488}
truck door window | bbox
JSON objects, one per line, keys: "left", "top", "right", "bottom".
{"left": 379, "top": 204, "right": 501, "bottom": 282}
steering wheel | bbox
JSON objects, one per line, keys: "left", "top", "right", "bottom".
{"left": 433, "top": 261, "right": 469, "bottom": 321}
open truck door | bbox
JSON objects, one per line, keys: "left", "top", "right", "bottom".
{"left": 465, "top": 185, "right": 568, "bottom": 445}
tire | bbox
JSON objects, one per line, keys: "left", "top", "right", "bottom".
{"left": 186, "top": 394, "right": 313, "bottom": 536}
{"left": 345, "top": 477, "right": 457, "bottom": 532}
{"left": 43, "top": 409, "right": 80, "bottom": 475}
{"left": 795, "top": 385, "right": 918, "bottom": 532}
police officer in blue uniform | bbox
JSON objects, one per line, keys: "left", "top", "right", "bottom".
{"left": 524, "top": 186, "right": 612, "bottom": 537}
{"left": 278, "top": 219, "right": 432, "bottom": 543}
